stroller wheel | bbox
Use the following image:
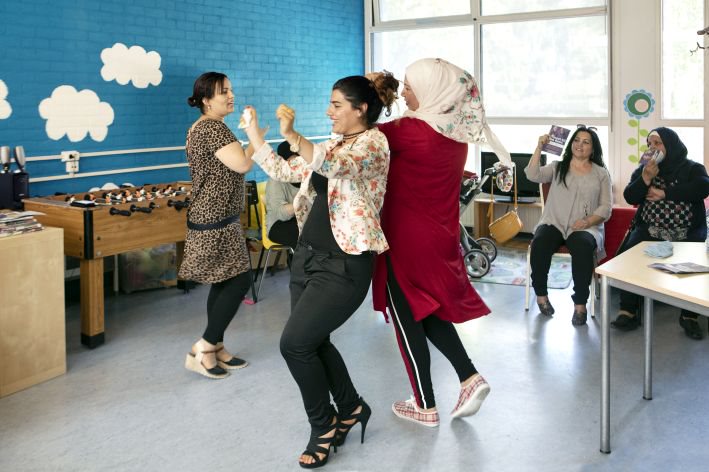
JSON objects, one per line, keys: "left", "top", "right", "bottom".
{"left": 463, "top": 249, "right": 490, "bottom": 278}
{"left": 475, "top": 237, "right": 497, "bottom": 262}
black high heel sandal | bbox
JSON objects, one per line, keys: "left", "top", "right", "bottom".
{"left": 335, "top": 398, "right": 371, "bottom": 447}
{"left": 299, "top": 418, "right": 338, "bottom": 469}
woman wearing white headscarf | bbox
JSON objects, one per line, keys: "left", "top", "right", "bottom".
{"left": 370, "top": 58, "right": 510, "bottom": 427}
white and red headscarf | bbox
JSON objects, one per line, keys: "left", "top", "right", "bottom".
{"left": 403, "top": 58, "right": 511, "bottom": 165}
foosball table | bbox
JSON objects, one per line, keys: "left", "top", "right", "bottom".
{"left": 23, "top": 182, "right": 193, "bottom": 348}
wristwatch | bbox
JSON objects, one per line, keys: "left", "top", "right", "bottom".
{"left": 290, "top": 134, "right": 302, "bottom": 154}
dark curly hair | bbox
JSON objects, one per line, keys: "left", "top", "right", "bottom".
{"left": 333, "top": 72, "right": 399, "bottom": 126}
{"left": 555, "top": 126, "right": 605, "bottom": 187}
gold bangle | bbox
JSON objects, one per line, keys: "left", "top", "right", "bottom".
{"left": 289, "top": 134, "right": 301, "bottom": 154}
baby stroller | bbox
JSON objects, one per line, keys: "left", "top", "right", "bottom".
{"left": 459, "top": 166, "right": 501, "bottom": 278}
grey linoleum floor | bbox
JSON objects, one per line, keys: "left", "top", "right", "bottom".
{"left": 2, "top": 268, "right": 709, "bottom": 472}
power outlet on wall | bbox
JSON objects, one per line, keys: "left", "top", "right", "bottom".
{"left": 60, "top": 151, "right": 80, "bottom": 174}
{"left": 65, "top": 160, "right": 79, "bottom": 173}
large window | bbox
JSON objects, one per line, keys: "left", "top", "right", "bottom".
{"left": 662, "top": 0, "right": 704, "bottom": 120}
{"left": 481, "top": 16, "right": 608, "bottom": 117}
{"left": 661, "top": 0, "right": 705, "bottom": 165}
{"left": 372, "top": 25, "right": 474, "bottom": 118}
{"left": 371, "top": 25, "right": 475, "bottom": 83}
{"left": 367, "top": 1, "right": 609, "bottom": 155}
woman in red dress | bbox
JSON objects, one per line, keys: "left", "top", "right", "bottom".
{"left": 370, "top": 58, "right": 511, "bottom": 427}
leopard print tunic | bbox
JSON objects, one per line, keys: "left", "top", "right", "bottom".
{"left": 178, "top": 119, "right": 250, "bottom": 284}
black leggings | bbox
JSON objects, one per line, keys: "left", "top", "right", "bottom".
{"left": 268, "top": 218, "right": 299, "bottom": 249}
{"left": 386, "top": 260, "right": 476, "bottom": 410}
{"left": 280, "top": 244, "right": 374, "bottom": 428}
{"left": 530, "top": 224, "right": 597, "bottom": 305}
{"left": 202, "top": 271, "right": 252, "bottom": 344}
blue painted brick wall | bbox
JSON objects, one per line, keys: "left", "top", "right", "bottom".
{"left": 0, "top": 0, "right": 364, "bottom": 196}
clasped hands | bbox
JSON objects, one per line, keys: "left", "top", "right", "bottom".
{"left": 571, "top": 217, "right": 591, "bottom": 231}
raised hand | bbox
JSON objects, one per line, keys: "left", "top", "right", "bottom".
{"left": 537, "top": 134, "right": 550, "bottom": 150}
{"left": 242, "top": 106, "right": 267, "bottom": 152}
{"left": 276, "top": 104, "right": 296, "bottom": 139}
{"left": 642, "top": 157, "right": 659, "bottom": 185}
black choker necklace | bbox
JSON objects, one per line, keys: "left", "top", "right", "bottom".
{"left": 342, "top": 130, "right": 367, "bottom": 139}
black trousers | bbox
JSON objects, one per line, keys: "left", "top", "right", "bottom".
{"left": 530, "top": 224, "right": 597, "bottom": 305}
{"left": 385, "top": 259, "right": 476, "bottom": 410}
{"left": 202, "top": 271, "right": 252, "bottom": 344}
{"left": 280, "top": 244, "right": 374, "bottom": 428}
{"left": 618, "top": 225, "right": 700, "bottom": 319}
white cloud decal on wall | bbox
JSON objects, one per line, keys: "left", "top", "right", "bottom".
{"left": 100, "top": 43, "right": 163, "bottom": 88}
{"left": 0, "top": 79, "right": 12, "bottom": 119}
{"left": 38, "top": 85, "right": 114, "bottom": 142}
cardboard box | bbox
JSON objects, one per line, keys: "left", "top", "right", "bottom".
{"left": 119, "top": 243, "right": 177, "bottom": 293}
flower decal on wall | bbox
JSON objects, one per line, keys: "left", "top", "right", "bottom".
{"left": 623, "top": 89, "right": 655, "bottom": 163}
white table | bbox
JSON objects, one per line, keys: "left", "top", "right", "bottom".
{"left": 596, "top": 242, "right": 709, "bottom": 453}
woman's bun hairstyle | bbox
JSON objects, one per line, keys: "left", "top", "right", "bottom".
{"left": 187, "top": 72, "right": 227, "bottom": 113}
{"left": 369, "top": 70, "right": 399, "bottom": 116}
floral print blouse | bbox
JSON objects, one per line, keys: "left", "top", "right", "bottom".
{"left": 251, "top": 128, "right": 390, "bottom": 254}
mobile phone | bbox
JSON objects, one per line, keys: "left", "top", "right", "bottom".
{"left": 640, "top": 148, "right": 663, "bottom": 165}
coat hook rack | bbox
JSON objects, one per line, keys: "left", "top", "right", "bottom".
{"left": 690, "top": 26, "right": 708, "bottom": 54}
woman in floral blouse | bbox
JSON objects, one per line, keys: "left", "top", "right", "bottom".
{"left": 244, "top": 73, "right": 398, "bottom": 469}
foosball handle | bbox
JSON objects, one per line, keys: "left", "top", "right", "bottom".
{"left": 109, "top": 207, "right": 132, "bottom": 217}
{"left": 168, "top": 199, "right": 189, "bottom": 211}
{"left": 130, "top": 204, "right": 152, "bottom": 214}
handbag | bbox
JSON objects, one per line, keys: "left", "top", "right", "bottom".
{"left": 488, "top": 165, "right": 523, "bottom": 244}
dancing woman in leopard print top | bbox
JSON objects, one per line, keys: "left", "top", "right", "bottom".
{"left": 180, "top": 72, "right": 263, "bottom": 380}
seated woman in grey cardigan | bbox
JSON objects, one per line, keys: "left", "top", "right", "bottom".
{"left": 525, "top": 126, "right": 612, "bottom": 326}
{"left": 264, "top": 141, "right": 300, "bottom": 249}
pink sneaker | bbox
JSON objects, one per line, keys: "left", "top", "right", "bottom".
{"left": 392, "top": 397, "right": 440, "bottom": 427}
{"left": 451, "top": 373, "right": 490, "bottom": 418}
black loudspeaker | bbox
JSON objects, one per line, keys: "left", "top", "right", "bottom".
{"left": 0, "top": 172, "right": 30, "bottom": 210}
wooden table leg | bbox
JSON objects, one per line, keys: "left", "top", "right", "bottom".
{"left": 473, "top": 201, "right": 488, "bottom": 239}
{"left": 80, "top": 258, "right": 105, "bottom": 348}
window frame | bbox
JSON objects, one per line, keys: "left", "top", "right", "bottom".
{"left": 364, "top": 1, "right": 611, "bottom": 156}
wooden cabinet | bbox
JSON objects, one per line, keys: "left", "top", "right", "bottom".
{"left": 472, "top": 196, "right": 543, "bottom": 239}
{"left": 0, "top": 227, "right": 66, "bottom": 397}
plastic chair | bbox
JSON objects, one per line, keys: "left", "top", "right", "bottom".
{"left": 524, "top": 182, "right": 598, "bottom": 316}
{"left": 254, "top": 199, "right": 294, "bottom": 302}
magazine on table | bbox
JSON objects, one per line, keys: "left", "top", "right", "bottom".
{"left": 542, "top": 125, "right": 571, "bottom": 156}
{"left": 0, "top": 210, "right": 45, "bottom": 238}
{"left": 0, "top": 210, "right": 45, "bottom": 222}
{"left": 648, "top": 262, "right": 709, "bottom": 274}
